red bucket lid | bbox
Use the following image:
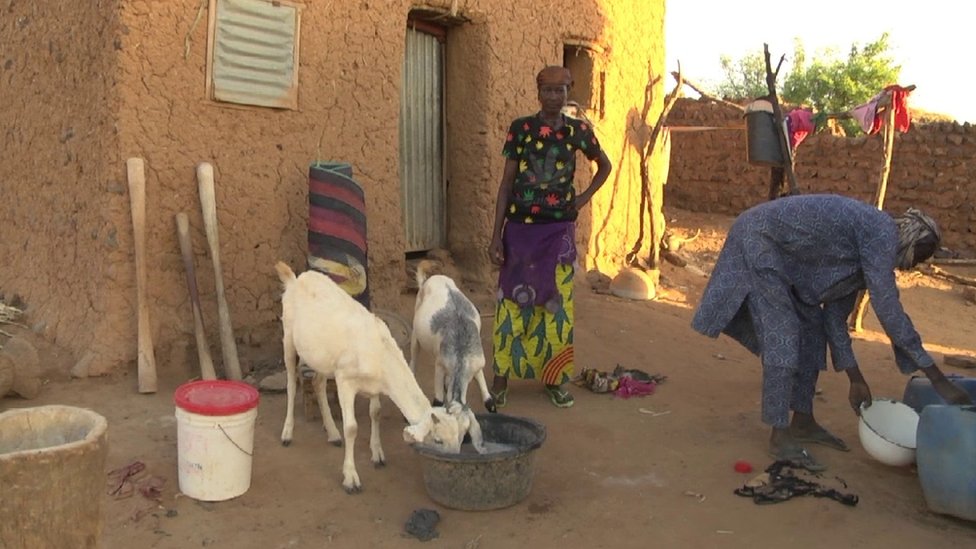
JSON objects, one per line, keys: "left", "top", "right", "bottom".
{"left": 174, "top": 380, "right": 260, "bottom": 416}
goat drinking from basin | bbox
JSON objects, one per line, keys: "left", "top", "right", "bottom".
{"left": 410, "top": 260, "right": 496, "bottom": 413}
{"left": 275, "top": 261, "right": 483, "bottom": 493}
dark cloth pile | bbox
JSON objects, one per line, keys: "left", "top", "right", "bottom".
{"left": 404, "top": 508, "right": 441, "bottom": 541}
{"left": 734, "top": 460, "right": 858, "bottom": 507}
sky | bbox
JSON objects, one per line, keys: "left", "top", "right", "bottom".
{"left": 665, "top": 2, "right": 976, "bottom": 123}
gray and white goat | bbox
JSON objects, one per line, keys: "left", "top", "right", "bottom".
{"left": 409, "top": 260, "right": 496, "bottom": 413}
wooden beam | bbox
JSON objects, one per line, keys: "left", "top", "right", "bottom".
{"left": 670, "top": 72, "right": 745, "bottom": 111}
{"left": 921, "top": 264, "right": 976, "bottom": 288}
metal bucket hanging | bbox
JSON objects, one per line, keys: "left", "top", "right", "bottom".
{"left": 744, "top": 99, "right": 785, "bottom": 167}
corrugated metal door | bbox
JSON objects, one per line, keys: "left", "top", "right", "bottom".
{"left": 399, "top": 26, "right": 445, "bottom": 252}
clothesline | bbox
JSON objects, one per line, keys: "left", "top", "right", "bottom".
{"left": 671, "top": 70, "right": 916, "bottom": 142}
{"left": 787, "top": 84, "right": 915, "bottom": 149}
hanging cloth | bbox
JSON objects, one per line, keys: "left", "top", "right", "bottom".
{"left": 786, "top": 108, "right": 816, "bottom": 149}
{"left": 848, "top": 85, "right": 913, "bottom": 135}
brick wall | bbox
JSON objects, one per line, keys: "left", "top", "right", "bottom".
{"left": 666, "top": 98, "right": 976, "bottom": 254}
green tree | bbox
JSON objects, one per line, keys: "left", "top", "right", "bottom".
{"left": 715, "top": 51, "right": 768, "bottom": 100}
{"left": 712, "top": 34, "right": 902, "bottom": 135}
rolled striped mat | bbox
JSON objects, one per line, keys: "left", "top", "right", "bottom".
{"left": 307, "top": 162, "right": 370, "bottom": 308}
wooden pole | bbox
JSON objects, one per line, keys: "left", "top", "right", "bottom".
{"left": 768, "top": 166, "right": 785, "bottom": 200}
{"left": 763, "top": 44, "right": 799, "bottom": 196}
{"left": 920, "top": 264, "right": 976, "bottom": 287}
{"left": 627, "top": 67, "right": 682, "bottom": 269}
{"left": 670, "top": 72, "right": 745, "bottom": 112}
{"left": 850, "top": 100, "right": 897, "bottom": 331}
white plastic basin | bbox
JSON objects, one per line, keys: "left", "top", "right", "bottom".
{"left": 858, "top": 398, "right": 919, "bottom": 467}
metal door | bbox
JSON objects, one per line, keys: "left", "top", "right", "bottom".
{"left": 399, "top": 26, "right": 445, "bottom": 252}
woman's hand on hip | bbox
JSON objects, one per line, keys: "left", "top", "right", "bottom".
{"left": 489, "top": 237, "right": 504, "bottom": 266}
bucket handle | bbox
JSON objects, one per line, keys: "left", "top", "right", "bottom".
{"left": 218, "top": 424, "right": 253, "bottom": 457}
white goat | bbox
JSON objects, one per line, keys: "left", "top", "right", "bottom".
{"left": 410, "top": 260, "right": 495, "bottom": 412}
{"left": 275, "top": 261, "right": 484, "bottom": 494}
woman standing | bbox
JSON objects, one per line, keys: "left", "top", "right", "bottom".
{"left": 488, "top": 66, "right": 612, "bottom": 408}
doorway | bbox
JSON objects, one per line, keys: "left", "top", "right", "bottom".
{"left": 399, "top": 20, "right": 446, "bottom": 252}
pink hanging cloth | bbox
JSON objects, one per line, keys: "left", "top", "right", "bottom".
{"left": 786, "top": 108, "right": 815, "bottom": 149}
{"left": 849, "top": 85, "right": 913, "bottom": 135}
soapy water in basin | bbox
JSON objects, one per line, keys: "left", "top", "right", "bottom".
{"left": 459, "top": 441, "right": 518, "bottom": 455}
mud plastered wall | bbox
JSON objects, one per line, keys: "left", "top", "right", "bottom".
{"left": 666, "top": 98, "right": 976, "bottom": 254}
{"left": 1, "top": 0, "right": 667, "bottom": 377}
{"left": 443, "top": 1, "right": 667, "bottom": 282}
{"left": 0, "top": 0, "right": 124, "bottom": 374}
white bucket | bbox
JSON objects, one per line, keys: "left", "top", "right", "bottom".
{"left": 174, "top": 380, "right": 260, "bottom": 501}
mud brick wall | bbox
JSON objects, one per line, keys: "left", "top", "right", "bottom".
{"left": 666, "top": 98, "right": 976, "bottom": 254}
{"left": 1, "top": 0, "right": 667, "bottom": 376}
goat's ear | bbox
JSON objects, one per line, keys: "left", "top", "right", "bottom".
{"left": 403, "top": 422, "right": 429, "bottom": 444}
{"left": 430, "top": 411, "right": 440, "bottom": 425}
{"left": 465, "top": 409, "right": 487, "bottom": 454}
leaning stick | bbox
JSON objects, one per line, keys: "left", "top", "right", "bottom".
{"left": 127, "top": 157, "right": 158, "bottom": 393}
{"left": 196, "top": 162, "right": 243, "bottom": 380}
{"left": 175, "top": 212, "right": 217, "bottom": 380}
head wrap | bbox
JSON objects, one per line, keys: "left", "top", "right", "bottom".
{"left": 536, "top": 66, "right": 573, "bottom": 88}
{"left": 894, "top": 207, "right": 941, "bottom": 269}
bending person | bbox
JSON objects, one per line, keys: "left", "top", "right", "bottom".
{"left": 692, "top": 194, "right": 972, "bottom": 470}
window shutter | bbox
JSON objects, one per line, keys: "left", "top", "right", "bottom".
{"left": 208, "top": 0, "right": 301, "bottom": 109}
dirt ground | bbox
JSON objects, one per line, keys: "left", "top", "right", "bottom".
{"left": 4, "top": 207, "right": 976, "bottom": 548}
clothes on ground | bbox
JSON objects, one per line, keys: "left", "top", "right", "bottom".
{"left": 691, "top": 194, "right": 934, "bottom": 428}
{"left": 404, "top": 508, "right": 441, "bottom": 542}
{"left": 573, "top": 365, "right": 667, "bottom": 398}
{"left": 734, "top": 460, "right": 858, "bottom": 507}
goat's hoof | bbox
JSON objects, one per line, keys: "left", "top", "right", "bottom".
{"left": 281, "top": 439, "right": 292, "bottom": 447}
{"left": 343, "top": 484, "right": 362, "bottom": 495}
{"left": 329, "top": 439, "right": 343, "bottom": 447}
{"left": 485, "top": 398, "right": 497, "bottom": 413}
{"left": 373, "top": 459, "right": 386, "bottom": 468}
{"left": 432, "top": 398, "right": 443, "bottom": 407}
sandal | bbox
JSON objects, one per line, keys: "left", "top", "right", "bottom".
{"left": 790, "top": 426, "right": 850, "bottom": 452}
{"left": 768, "top": 445, "right": 827, "bottom": 472}
{"left": 490, "top": 388, "right": 508, "bottom": 409}
{"left": 544, "top": 385, "right": 575, "bottom": 408}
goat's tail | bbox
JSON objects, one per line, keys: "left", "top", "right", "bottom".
{"left": 415, "top": 259, "right": 437, "bottom": 289}
{"left": 275, "top": 261, "right": 297, "bottom": 287}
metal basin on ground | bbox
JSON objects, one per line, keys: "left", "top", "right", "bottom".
{"left": 413, "top": 413, "right": 546, "bottom": 511}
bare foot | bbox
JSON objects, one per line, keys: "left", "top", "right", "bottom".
{"left": 789, "top": 413, "right": 849, "bottom": 451}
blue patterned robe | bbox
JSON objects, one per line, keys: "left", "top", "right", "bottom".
{"left": 693, "top": 194, "right": 933, "bottom": 377}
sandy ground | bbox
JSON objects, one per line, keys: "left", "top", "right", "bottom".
{"left": 3, "top": 208, "right": 976, "bottom": 548}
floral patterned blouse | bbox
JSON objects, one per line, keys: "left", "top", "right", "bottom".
{"left": 502, "top": 113, "right": 603, "bottom": 223}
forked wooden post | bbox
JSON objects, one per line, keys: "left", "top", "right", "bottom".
{"left": 763, "top": 44, "right": 798, "bottom": 196}
{"left": 850, "top": 97, "right": 897, "bottom": 331}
